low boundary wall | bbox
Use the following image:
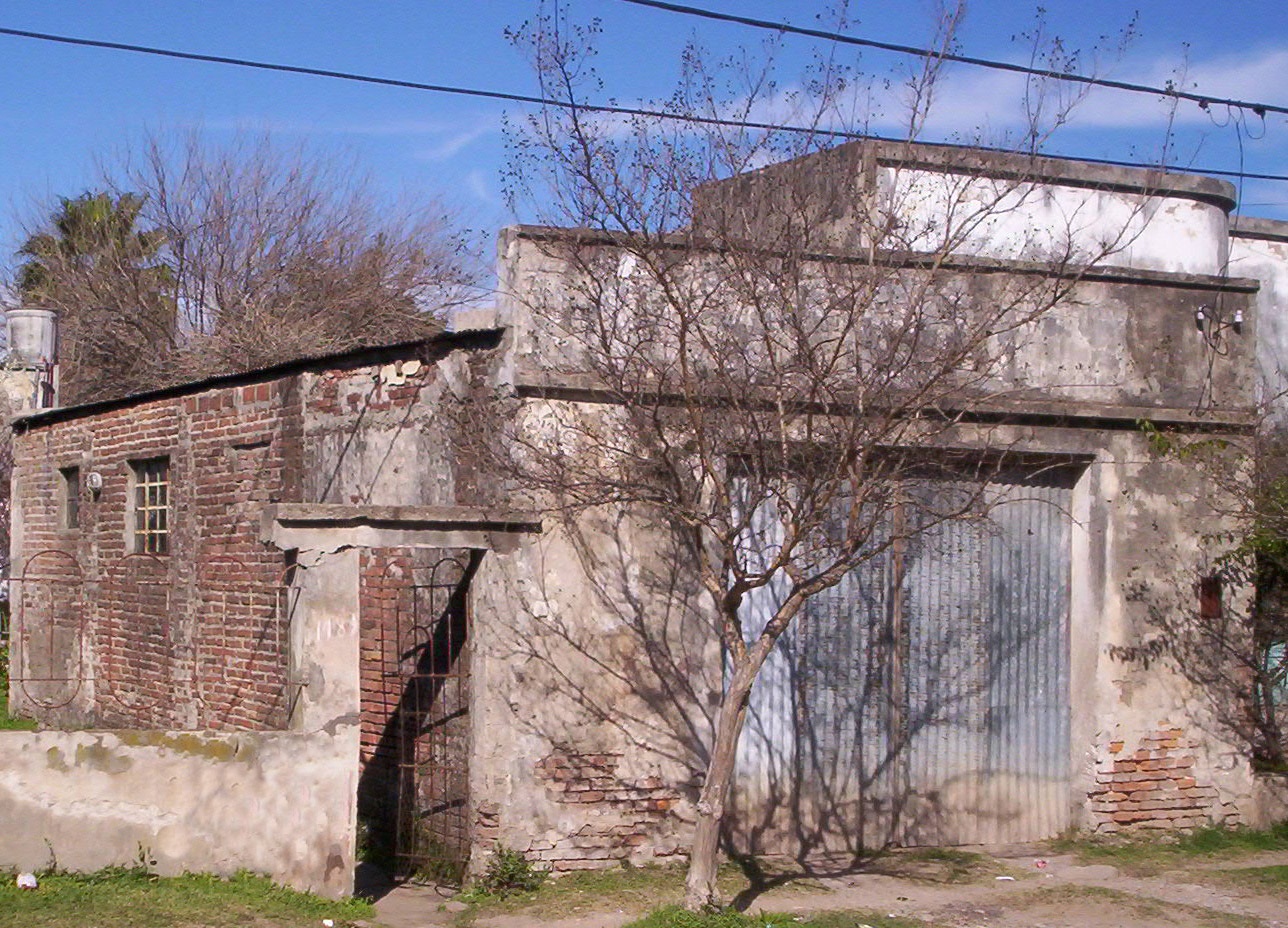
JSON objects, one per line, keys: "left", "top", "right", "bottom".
{"left": 0, "top": 726, "right": 359, "bottom": 897}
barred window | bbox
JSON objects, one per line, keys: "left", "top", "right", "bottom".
{"left": 131, "top": 458, "right": 170, "bottom": 554}
{"left": 60, "top": 466, "right": 80, "bottom": 529}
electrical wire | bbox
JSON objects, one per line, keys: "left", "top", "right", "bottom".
{"left": 0, "top": 23, "right": 1286, "bottom": 185}
{"left": 618, "top": 0, "right": 1288, "bottom": 120}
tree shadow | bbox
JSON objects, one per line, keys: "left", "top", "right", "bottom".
{"left": 477, "top": 467, "right": 1075, "bottom": 876}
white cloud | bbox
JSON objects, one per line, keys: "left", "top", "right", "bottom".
{"left": 860, "top": 44, "right": 1288, "bottom": 137}
{"left": 413, "top": 122, "right": 496, "bottom": 162}
{"left": 465, "top": 169, "right": 499, "bottom": 206}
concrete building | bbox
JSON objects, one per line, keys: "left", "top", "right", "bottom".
{"left": 2, "top": 140, "right": 1286, "bottom": 895}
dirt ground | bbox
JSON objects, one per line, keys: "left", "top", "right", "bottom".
{"left": 371, "top": 849, "right": 1288, "bottom": 928}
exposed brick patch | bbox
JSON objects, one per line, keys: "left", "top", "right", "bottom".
{"left": 532, "top": 750, "right": 684, "bottom": 870}
{"left": 1089, "top": 723, "right": 1238, "bottom": 833}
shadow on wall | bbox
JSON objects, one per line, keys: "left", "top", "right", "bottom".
{"left": 486, "top": 506, "right": 719, "bottom": 871}
{"left": 13, "top": 550, "right": 291, "bottom": 732}
{"left": 732, "top": 469, "right": 1075, "bottom": 860}
{"left": 483, "top": 469, "right": 1076, "bottom": 871}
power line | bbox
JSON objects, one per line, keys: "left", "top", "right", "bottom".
{"left": 619, "top": 0, "right": 1288, "bottom": 120}
{"left": 0, "top": 23, "right": 1286, "bottom": 186}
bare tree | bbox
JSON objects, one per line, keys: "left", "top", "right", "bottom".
{"left": 472, "top": 4, "right": 1153, "bottom": 910}
{"left": 1124, "top": 420, "right": 1288, "bottom": 770}
{"left": 12, "top": 130, "right": 481, "bottom": 402}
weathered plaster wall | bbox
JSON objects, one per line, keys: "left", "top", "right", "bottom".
{"left": 1053, "top": 427, "right": 1258, "bottom": 833}
{"left": 0, "top": 537, "right": 364, "bottom": 895}
{"left": 487, "top": 172, "right": 1267, "bottom": 858}
{"left": 1230, "top": 217, "right": 1288, "bottom": 420}
{"left": 691, "top": 140, "right": 1237, "bottom": 276}
{"left": 300, "top": 342, "right": 491, "bottom": 509}
{"left": 496, "top": 231, "right": 1258, "bottom": 421}
{"left": 468, "top": 507, "right": 718, "bottom": 870}
{"left": 463, "top": 422, "right": 1263, "bottom": 859}
{"left": 879, "top": 167, "right": 1231, "bottom": 275}
{"left": 0, "top": 727, "right": 358, "bottom": 897}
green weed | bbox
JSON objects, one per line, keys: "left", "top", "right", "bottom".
{"left": 1206, "top": 864, "right": 1288, "bottom": 897}
{"left": 0, "top": 868, "right": 371, "bottom": 928}
{"left": 466, "top": 845, "right": 547, "bottom": 899}
{"left": 1052, "top": 823, "right": 1288, "bottom": 874}
{"left": 622, "top": 907, "right": 928, "bottom": 928}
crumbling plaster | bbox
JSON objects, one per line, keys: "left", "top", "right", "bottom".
{"left": 4, "top": 141, "right": 1281, "bottom": 885}
{"left": 0, "top": 537, "right": 365, "bottom": 896}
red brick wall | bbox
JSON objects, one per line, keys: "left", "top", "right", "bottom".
{"left": 11, "top": 376, "right": 304, "bottom": 730}
{"left": 532, "top": 750, "right": 686, "bottom": 870}
{"left": 1089, "top": 724, "right": 1237, "bottom": 832}
{"left": 358, "top": 547, "right": 408, "bottom": 809}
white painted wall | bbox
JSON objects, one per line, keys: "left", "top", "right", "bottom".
{"left": 1230, "top": 223, "right": 1288, "bottom": 420}
{"left": 882, "top": 167, "right": 1230, "bottom": 275}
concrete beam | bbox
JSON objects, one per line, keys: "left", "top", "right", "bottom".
{"left": 261, "top": 504, "right": 543, "bottom": 553}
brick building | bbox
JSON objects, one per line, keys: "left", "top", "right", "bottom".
{"left": 4, "top": 140, "right": 1288, "bottom": 893}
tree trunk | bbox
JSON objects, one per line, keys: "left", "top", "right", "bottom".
{"left": 683, "top": 658, "right": 757, "bottom": 911}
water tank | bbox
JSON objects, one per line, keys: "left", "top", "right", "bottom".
{"left": 6, "top": 308, "right": 58, "bottom": 367}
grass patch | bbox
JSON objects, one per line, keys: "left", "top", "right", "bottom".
{"left": 622, "top": 906, "right": 929, "bottom": 928}
{"left": 458, "top": 863, "right": 715, "bottom": 920}
{"left": 1052, "top": 823, "right": 1288, "bottom": 875}
{"left": 1204, "top": 864, "right": 1288, "bottom": 896}
{"left": 1005, "top": 884, "right": 1262, "bottom": 928}
{"left": 0, "top": 868, "right": 372, "bottom": 928}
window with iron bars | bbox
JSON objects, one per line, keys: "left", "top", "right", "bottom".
{"left": 131, "top": 457, "right": 170, "bottom": 554}
{"left": 60, "top": 466, "right": 80, "bottom": 530}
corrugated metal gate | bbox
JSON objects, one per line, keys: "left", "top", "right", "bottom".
{"left": 735, "top": 467, "right": 1074, "bottom": 852}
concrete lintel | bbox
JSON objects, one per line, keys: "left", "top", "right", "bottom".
{"left": 515, "top": 373, "right": 1257, "bottom": 433}
{"left": 261, "top": 504, "right": 543, "bottom": 552}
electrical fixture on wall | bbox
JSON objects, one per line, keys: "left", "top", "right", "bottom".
{"left": 85, "top": 471, "right": 103, "bottom": 496}
{"left": 1194, "top": 302, "right": 1244, "bottom": 349}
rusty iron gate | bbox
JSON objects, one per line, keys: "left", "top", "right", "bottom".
{"left": 383, "top": 551, "right": 477, "bottom": 884}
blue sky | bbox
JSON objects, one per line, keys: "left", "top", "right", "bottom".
{"left": 0, "top": 0, "right": 1285, "bottom": 261}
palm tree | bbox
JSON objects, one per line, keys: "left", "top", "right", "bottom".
{"left": 17, "top": 192, "right": 176, "bottom": 403}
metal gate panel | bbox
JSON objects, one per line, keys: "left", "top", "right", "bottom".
{"left": 385, "top": 551, "right": 475, "bottom": 884}
{"left": 901, "top": 484, "right": 989, "bottom": 845}
{"left": 798, "top": 539, "right": 898, "bottom": 851}
{"left": 733, "top": 466, "right": 1074, "bottom": 852}
{"left": 979, "top": 471, "right": 1072, "bottom": 844}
